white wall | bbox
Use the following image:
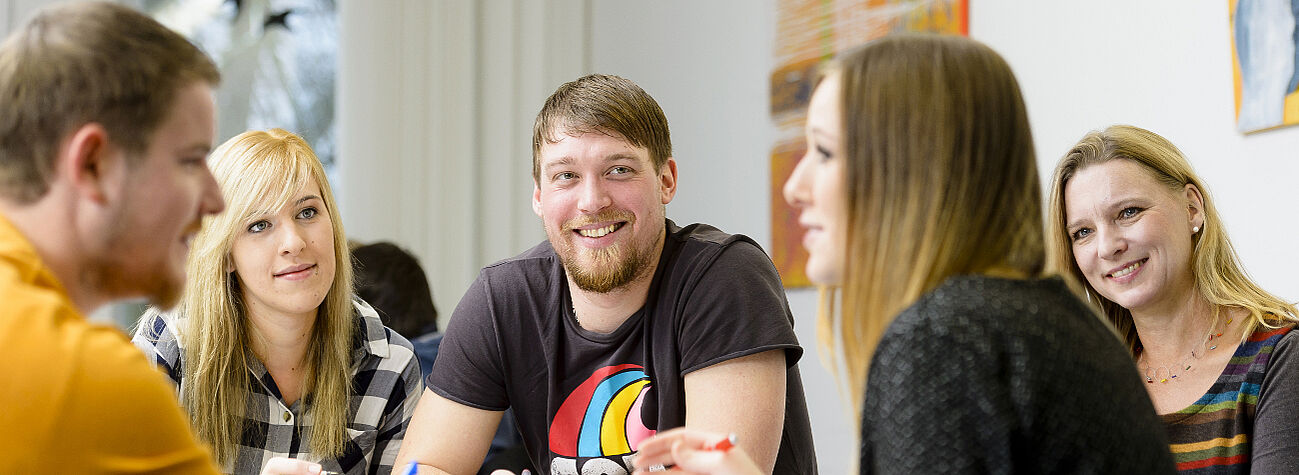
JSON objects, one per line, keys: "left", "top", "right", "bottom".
{"left": 2, "top": 0, "right": 46, "bottom": 30}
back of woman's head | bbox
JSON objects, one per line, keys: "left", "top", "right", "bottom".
{"left": 1046, "top": 125, "right": 1296, "bottom": 349}
{"left": 830, "top": 33, "right": 1042, "bottom": 410}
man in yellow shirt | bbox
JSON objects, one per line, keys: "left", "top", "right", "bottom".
{"left": 0, "top": 3, "right": 323, "bottom": 474}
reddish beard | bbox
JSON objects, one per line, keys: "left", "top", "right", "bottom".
{"left": 563, "top": 240, "right": 651, "bottom": 293}
{"left": 550, "top": 210, "right": 654, "bottom": 293}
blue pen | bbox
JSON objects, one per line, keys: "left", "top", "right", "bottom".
{"left": 401, "top": 460, "right": 420, "bottom": 475}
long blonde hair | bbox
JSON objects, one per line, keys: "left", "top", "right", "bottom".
{"left": 820, "top": 34, "right": 1044, "bottom": 416}
{"left": 1045, "top": 125, "right": 1297, "bottom": 353}
{"left": 173, "top": 128, "right": 355, "bottom": 464}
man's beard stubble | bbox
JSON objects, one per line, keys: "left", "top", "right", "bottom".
{"left": 90, "top": 201, "right": 186, "bottom": 310}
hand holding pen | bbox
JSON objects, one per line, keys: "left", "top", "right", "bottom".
{"left": 632, "top": 429, "right": 761, "bottom": 475}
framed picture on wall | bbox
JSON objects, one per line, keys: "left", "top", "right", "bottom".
{"left": 1230, "top": 0, "right": 1299, "bottom": 134}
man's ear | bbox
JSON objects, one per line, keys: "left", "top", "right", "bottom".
{"left": 61, "top": 123, "right": 122, "bottom": 205}
{"left": 659, "top": 157, "right": 678, "bottom": 205}
{"left": 532, "top": 181, "right": 543, "bottom": 217}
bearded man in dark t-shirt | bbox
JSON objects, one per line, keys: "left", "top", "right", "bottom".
{"left": 393, "top": 74, "right": 817, "bottom": 475}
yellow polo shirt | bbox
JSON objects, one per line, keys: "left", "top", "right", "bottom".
{"left": 0, "top": 214, "right": 218, "bottom": 473}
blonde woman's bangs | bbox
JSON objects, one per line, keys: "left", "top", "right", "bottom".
{"left": 219, "top": 145, "right": 316, "bottom": 224}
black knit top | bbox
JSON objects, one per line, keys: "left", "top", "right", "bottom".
{"left": 859, "top": 275, "right": 1176, "bottom": 474}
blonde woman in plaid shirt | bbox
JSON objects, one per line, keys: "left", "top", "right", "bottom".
{"left": 132, "top": 128, "right": 423, "bottom": 475}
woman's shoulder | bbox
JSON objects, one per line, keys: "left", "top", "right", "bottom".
{"left": 1246, "top": 315, "right": 1295, "bottom": 343}
{"left": 885, "top": 275, "right": 1118, "bottom": 370}
{"left": 131, "top": 308, "right": 181, "bottom": 348}
{"left": 352, "top": 297, "right": 417, "bottom": 362}
{"left": 897, "top": 275, "right": 1083, "bottom": 329}
{"left": 870, "top": 276, "right": 1128, "bottom": 399}
{"left": 128, "top": 308, "right": 185, "bottom": 377}
{"left": 1248, "top": 318, "right": 1297, "bottom": 351}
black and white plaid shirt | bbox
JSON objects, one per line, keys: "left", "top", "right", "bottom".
{"left": 132, "top": 299, "right": 422, "bottom": 475}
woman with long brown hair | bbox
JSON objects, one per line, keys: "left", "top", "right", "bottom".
{"left": 630, "top": 34, "right": 1174, "bottom": 474}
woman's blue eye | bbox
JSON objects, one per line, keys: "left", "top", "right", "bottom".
{"left": 1070, "top": 228, "right": 1091, "bottom": 241}
{"left": 1119, "top": 207, "right": 1141, "bottom": 219}
{"left": 248, "top": 220, "right": 269, "bottom": 233}
{"left": 298, "top": 207, "right": 318, "bottom": 219}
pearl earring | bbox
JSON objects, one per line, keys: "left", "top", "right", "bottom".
{"left": 1192, "top": 226, "right": 1200, "bottom": 233}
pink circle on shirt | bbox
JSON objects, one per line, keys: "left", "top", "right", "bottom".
{"left": 626, "top": 385, "right": 656, "bottom": 450}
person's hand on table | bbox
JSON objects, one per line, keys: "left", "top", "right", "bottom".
{"left": 631, "top": 428, "right": 764, "bottom": 475}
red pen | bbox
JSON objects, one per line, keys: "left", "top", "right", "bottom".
{"left": 644, "top": 433, "right": 738, "bottom": 472}
{"left": 707, "top": 433, "right": 737, "bottom": 452}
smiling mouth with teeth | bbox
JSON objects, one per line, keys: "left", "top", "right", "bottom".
{"left": 1109, "top": 259, "right": 1147, "bottom": 278}
{"left": 576, "top": 222, "right": 624, "bottom": 238}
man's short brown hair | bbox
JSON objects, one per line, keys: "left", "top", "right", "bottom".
{"left": 531, "top": 74, "right": 672, "bottom": 182}
{"left": 0, "top": 1, "right": 220, "bottom": 203}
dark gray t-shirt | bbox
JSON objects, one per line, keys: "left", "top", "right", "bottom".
{"left": 429, "top": 220, "right": 817, "bottom": 474}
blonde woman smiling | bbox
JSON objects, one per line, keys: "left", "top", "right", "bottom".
{"left": 1047, "top": 125, "right": 1299, "bottom": 473}
{"left": 133, "top": 129, "right": 422, "bottom": 475}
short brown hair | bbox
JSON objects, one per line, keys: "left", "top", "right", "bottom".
{"left": 0, "top": 1, "right": 220, "bottom": 202}
{"left": 531, "top": 74, "right": 671, "bottom": 182}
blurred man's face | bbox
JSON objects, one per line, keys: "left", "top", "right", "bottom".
{"left": 96, "top": 82, "right": 225, "bottom": 308}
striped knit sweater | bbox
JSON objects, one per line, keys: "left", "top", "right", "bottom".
{"left": 1162, "top": 324, "right": 1299, "bottom": 474}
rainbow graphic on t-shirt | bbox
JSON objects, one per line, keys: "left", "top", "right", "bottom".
{"left": 549, "top": 363, "right": 656, "bottom": 458}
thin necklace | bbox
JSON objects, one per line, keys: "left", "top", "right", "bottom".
{"left": 1139, "top": 317, "right": 1232, "bottom": 384}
